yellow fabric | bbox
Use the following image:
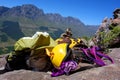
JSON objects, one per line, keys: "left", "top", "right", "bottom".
{"left": 14, "top": 32, "right": 57, "bottom": 51}
{"left": 69, "top": 38, "right": 77, "bottom": 48}
{"left": 7, "top": 51, "right": 16, "bottom": 61}
{"left": 55, "top": 38, "right": 77, "bottom": 48}
{"left": 77, "top": 38, "right": 81, "bottom": 43}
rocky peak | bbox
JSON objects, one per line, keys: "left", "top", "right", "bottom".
{"left": 2, "top": 4, "right": 45, "bottom": 19}
{"left": 46, "top": 13, "right": 64, "bottom": 23}
{"left": 0, "top": 6, "right": 9, "bottom": 15}
{"left": 46, "top": 13, "right": 85, "bottom": 26}
{"left": 65, "top": 16, "right": 84, "bottom": 26}
{"left": 0, "top": 4, "right": 85, "bottom": 27}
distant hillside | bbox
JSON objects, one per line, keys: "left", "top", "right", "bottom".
{"left": 86, "top": 25, "right": 99, "bottom": 35}
{"left": 0, "top": 4, "right": 98, "bottom": 54}
{"left": 1, "top": 21, "right": 24, "bottom": 40}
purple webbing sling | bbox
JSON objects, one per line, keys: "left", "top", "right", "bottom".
{"left": 81, "top": 46, "right": 114, "bottom": 66}
{"left": 51, "top": 61, "right": 77, "bottom": 77}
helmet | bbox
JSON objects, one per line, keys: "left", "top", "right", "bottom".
{"left": 47, "top": 43, "right": 71, "bottom": 68}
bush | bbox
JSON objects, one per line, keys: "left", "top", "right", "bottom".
{"left": 100, "top": 26, "right": 120, "bottom": 48}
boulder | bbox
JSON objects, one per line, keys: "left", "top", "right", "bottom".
{"left": 0, "top": 48, "right": 120, "bottom": 80}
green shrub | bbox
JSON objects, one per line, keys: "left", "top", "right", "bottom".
{"left": 100, "top": 26, "right": 120, "bottom": 48}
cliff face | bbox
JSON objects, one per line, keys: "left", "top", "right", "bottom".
{"left": 0, "top": 48, "right": 120, "bottom": 80}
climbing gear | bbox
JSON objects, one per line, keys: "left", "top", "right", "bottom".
{"left": 51, "top": 60, "right": 78, "bottom": 77}
{"left": 46, "top": 43, "right": 72, "bottom": 68}
{"left": 69, "top": 38, "right": 77, "bottom": 48}
{"left": 81, "top": 46, "right": 114, "bottom": 66}
{"left": 5, "top": 32, "right": 57, "bottom": 71}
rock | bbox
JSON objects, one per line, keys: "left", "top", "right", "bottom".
{"left": 0, "top": 48, "right": 120, "bottom": 80}
{"left": 108, "top": 48, "right": 120, "bottom": 65}
{"left": 0, "top": 54, "right": 7, "bottom": 68}
{"left": 0, "top": 64, "right": 119, "bottom": 80}
{"left": 0, "top": 70, "right": 57, "bottom": 80}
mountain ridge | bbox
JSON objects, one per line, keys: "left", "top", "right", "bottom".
{"left": 0, "top": 4, "right": 98, "bottom": 54}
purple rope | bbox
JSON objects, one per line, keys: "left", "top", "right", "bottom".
{"left": 93, "top": 46, "right": 114, "bottom": 65}
{"left": 81, "top": 46, "right": 114, "bottom": 66}
{"left": 96, "top": 51, "right": 114, "bottom": 64}
{"left": 81, "top": 48, "right": 105, "bottom": 66}
{"left": 90, "top": 46, "right": 106, "bottom": 66}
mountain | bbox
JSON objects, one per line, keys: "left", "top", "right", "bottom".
{"left": 86, "top": 25, "right": 99, "bottom": 34}
{"left": 0, "top": 4, "right": 98, "bottom": 54}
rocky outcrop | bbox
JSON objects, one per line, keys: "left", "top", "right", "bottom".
{"left": 0, "top": 48, "right": 120, "bottom": 80}
{"left": 94, "top": 8, "right": 120, "bottom": 48}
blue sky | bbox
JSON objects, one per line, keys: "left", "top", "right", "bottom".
{"left": 0, "top": 0, "right": 120, "bottom": 25}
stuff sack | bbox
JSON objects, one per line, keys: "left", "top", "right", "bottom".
{"left": 5, "top": 32, "right": 57, "bottom": 71}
